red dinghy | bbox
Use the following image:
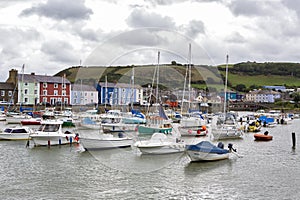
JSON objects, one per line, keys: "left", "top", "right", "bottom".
{"left": 254, "top": 131, "right": 273, "bottom": 141}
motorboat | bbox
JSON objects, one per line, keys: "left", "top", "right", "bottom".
{"left": 79, "top": 132, "right": 133, "bottom": 150}
{"left": 211, "top": 113, "right": 243, "bottom": 140}
{"left": 185, "top": 141, "right": 232, "bottom": 162}
{"left": 179, "top": 125, "right": 208, "bottom": 137}
{"left": 21, "top": 118, "right": 42, "bottom": 125}
{"left": 77, "top": 117, "right": 100, "bottom": 130}
{"left": 254, "top": 131, "right": 273, "bottom": 141}
{"left": 0, "top": 126, "right": 34, "bottom": 140}
{"left": 30, "top": 120, "right": 78, "bottom": 146}
{"left": 133, "top": 132, "right": 185, "bottom": 155}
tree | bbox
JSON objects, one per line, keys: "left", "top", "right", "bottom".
{"left": 235, "top": 84, "right": 246, "bottom": 92}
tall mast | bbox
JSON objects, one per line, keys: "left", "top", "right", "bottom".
{"left": 105, "top": 75, "right": 108, "bottom": 109}
{"left": 224, "top": 54, "right": 229, "bottom": 114}
{"left": 21, "top": 64, "right": 25, "bottom": 110}
{"left": 156, "top": 51, "right": 160, "bottom": 105}
{"left": 188, "top": 43, "right": 192, "bottom": 111}
{"left": 130, "top": 67, "right": 135, "bottom": 109}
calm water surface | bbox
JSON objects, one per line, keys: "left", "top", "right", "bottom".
{"left": 0, "top": 117, "right": 300, "bottom": 200}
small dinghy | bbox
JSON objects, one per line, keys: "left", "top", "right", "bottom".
{"left": 254, "top": 131, "right": 273, "bottom": 141}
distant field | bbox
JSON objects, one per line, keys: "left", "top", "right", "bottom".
{"left": 227, "top": 74, "right": 300, "bottom": 88}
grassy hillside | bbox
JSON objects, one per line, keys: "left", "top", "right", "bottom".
{"left": 56, "top": 63, "right": 300, "bottom": 91}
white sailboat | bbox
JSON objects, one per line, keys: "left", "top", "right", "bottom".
{"left": 179, "top": 44, "right": 207, "bottom": 137}
{"left": 211, "top": 55, "right": 243, "bottom": 140}
{"left": 137, "top": 51, "right": 173, "bottom": 135}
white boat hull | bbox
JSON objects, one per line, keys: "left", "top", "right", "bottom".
{"left": 0, "top": 133, "right": 30, "bottom": 140}
{"left": 80, "top": 137, "right": 133, "bottom": 150}
{"left": 186, "top": 150, "right": 229, "bottom": 161}
{"left": 30, "top": 134, "right": 77, "bottom": 146}
{"left": 135, "top": 141, "right": 185, "bottom": 155}
{"left": 211, "top": 128, "right": 243, "bottom": 140}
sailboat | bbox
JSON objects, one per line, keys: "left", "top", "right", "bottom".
{"left": 178, "top": 44, "right": 207, "bottom": 137}
{"left": 211, "top": 55, "right": 243, "bottom": 140}
{"left": 137, "top": 51, "right": 173, "bottom": 135}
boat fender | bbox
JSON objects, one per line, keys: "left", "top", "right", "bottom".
{"left": 217, "top": 142, "right": 224, "bottom": 149}
{"left": 75, "top": 133, "right": 79, "bottom": 141}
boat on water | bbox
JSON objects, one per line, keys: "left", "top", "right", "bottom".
{"left": 211, "top": 113, "right": 243, "bottom": 140}
{"left": 185, "top": 141, "right": 233, "bottom": 162}
{"left": 0, "top": 126, "right": 34, "bottom": 140}
{"left": 254, "top": 131, "right": 273, "bottom": 141}
{"left": 79, "top": 132, "right": 133, "bottom": 150}
{"left": 30, "top": 120, "right": 79, "bottom": 146}
{"left": 21, "top": 118, "right": 42, "bottom": 125}
{"left": 138, "top": 106, "right": 173, "bottom": 135}
{"left": 77, "top": 117, "right": 101, "bottom": 130}
{"left": 133, "top": 132, "right": 185, "bottom": 155}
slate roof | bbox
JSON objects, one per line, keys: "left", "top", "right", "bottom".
{"left": 0, "top": 82, "right": 15, "bottom": 90}
{"left": 17, "top": 74, "right": 71, "bottom": 84}
{"left": 72, "top": 84, "right": 97, "bottom": 91}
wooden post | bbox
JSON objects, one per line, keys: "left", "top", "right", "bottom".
{"left": 292, "top": 132, "right": 296, "bottom": 149}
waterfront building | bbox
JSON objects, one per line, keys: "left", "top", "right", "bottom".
{"left": 96, "top": 82, "right": 143, "bottom": 106}
{"left": 71, "top": 84, "right": 98, "bottom": 105}
{"left": 245, "top": 89, "right": 281, "bottom": 103}
{"left": 6, "top": 69, "right": 71, "bottom": 106}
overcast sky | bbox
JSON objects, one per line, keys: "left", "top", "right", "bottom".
{"left": 0, "top": 0, "right": 300, "bottom": 81}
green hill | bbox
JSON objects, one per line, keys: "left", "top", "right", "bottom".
{"left": 55, "top": 62, "right": 300, "bottom": 92}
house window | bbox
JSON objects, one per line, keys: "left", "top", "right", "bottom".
{"left": 1, "top": 90, "right": 4, "bottom": 96}
{"left": 34, "top": 90, "right": 37, "bottom": 95}
{"left": 8, "top": 91, "right": 12, "bottom": 96}
{"left": 24, "top": 82, "right": 28, "bottom": 86}
{"left": 62, "top": 83, "right": 66, "bottom": 89}
{"left": 62, "top": 90, "right": 66, "bottom": 96}
{"left": 24, "top": 89, "right": 28, "bottom": 95}
{"left": 85, "top": 92, "right": 87, "bottom": 96}
{"left": 35, "top": 82, "right": 38, "bottom": 86}
{"left": 91, "top": 93, "right": 93, "bottom": 97}
{"left": 43, "top": 83, "right": 47, "bottom": 88}
{"left": 43, "top": 90, "right": 47, "bottom": 95}
{"left": 43, "top": 97, "right": 47, "bottom": 102}
{"left": 54, "top": 83, "right": 58, "bottom": 88}
{"left": 64, "top": 98, "right": 68, "bottom": 104}
{"left": 24, "top": 98, "right": 28, "bottom": 103}
{"left": 54, "top": 90, "right": 58, "bottom": 96}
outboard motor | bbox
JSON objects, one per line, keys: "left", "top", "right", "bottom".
{"left": 228, "top": 143, "right": 237, "bottom": 152}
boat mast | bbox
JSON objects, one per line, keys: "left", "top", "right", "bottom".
{"left": 130, "top": 67, "right": 134, "bottom": 109}
{"left": 105, "top": 75, "right": 108, "bottom": 109}
{"left": 224, "top": 55, "right": 229, "bottom": 114}
{"left": 188, "top": 43, "right": 192, "bottom": 111}
{"left": 20, "top": 64, "right": 25, "bottom": 112}
{"left": 156, "top": 51, "right": 160, "bottom": 105}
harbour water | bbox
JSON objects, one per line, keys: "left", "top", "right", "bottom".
{"left": 0, "top": 118, "right": 300, "bottom": 200}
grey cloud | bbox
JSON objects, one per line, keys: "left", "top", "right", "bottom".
{"left": 20, "top": 0, "right": 93, "bottom": 21}
{"left": 126, "top": 8, "right": 176, "bottom": 29}
{"left": 182, "top": 20, "right": 205, "bottom": 39}
{"left": 0, "top": 26, "right": 40, "bottom": 59}
{"left": 228, "top": 0, "right": 269, "bottom": 17}
{"left": 225, "top": 32, "right": 246, "bottom": 43}
{"left": 41, "top": 40, "right": 78, "bottom": 63}
{"left": 283, "top": 0, "right": 300, "bottom": 18}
